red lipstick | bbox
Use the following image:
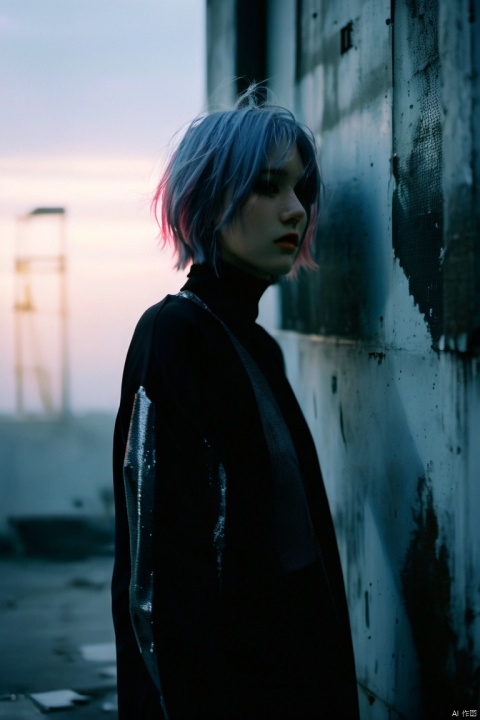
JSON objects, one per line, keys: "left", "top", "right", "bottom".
{"left": 274, "top": 233, "right": 299, "bottom": 251}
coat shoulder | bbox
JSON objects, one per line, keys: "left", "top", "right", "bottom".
{"left": 254, "top": 323, "right": 286, "bottom": 373}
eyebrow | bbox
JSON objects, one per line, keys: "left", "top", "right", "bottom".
{"left": 260, "top": 166, "right": 288, "bottom": 175}
{"left": 260, "top": 167, "right": 306, "bottom": 184}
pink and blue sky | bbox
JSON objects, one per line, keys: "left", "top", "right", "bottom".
{"left": 0, "top": 0, "right": 205, "bottom": 413}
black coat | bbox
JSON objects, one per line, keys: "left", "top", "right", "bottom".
{"left": 112, "top": 262, "right": 359, "bottom": 719}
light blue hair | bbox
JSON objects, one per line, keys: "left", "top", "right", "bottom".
{"left": 152, "top": 86, "right": 321, "bottom": 273}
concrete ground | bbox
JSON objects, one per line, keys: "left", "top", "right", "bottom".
{"left": 0, "top": 554, "right": 118, "bottom": 719}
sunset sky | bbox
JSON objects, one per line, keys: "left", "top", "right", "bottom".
{"left": 0, "top": 0, "right": 205, "bottom": 414}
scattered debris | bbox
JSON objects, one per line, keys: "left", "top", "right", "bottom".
{"left": 0, "top": 693, "right": 18, "bottom": 702}
{"left": 29, "top": 689, "right": 90, "bottom": 711}
{"left": 80, "top": 643, "right": 116, "bottom": 663}
{"left": 101, "top": 696, "right": 117, "bottom": 713}
{"left": 70, "top": 573, "right": 108, "bottom": 591}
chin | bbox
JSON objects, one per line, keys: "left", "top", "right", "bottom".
{"left": 268, "top": 259, "right": 297, "bottom": 276}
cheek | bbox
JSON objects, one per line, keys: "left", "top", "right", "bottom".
{"left": 219, "top": 219, "right": 249, "bottom": 256}
{"left": 242, "top": 194, "right": 270, "bottom": 217}
{"left": 223, "top": 197, "right": 272, "bottom": 250}
{"left": 233, "top": 210, "right": 259, "bottom": 243}
{"left": 299, "top": 212, "right": 309, "bottom": 237}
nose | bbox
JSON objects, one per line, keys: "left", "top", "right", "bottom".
{"left": 280, "top": 191, "right": 307, "bottom": 227}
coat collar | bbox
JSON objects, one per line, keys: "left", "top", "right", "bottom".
{"left": 181, "top": 261, "right": 272, "bottom": 335}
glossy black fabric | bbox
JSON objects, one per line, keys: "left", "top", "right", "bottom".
{"left": 112, "top": 262, "right": 359, "bottom": 719}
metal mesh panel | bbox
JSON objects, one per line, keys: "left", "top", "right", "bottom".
{"left": 392, "top": 0, "right": 444, "bottom": 345}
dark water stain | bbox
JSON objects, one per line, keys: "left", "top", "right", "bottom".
{"left": 368, "top": 351, "right": 386, "bottom": 365}
{"left": 282, "top": 186, "right": 384, "bottom": 338}
{"left": 401, "top": 477, "right": 478, "bottom": 717}
{"left": 296, "top": 5, "right": 390, "bottom": 134}
{"left": 392, "top": 0, "right": 444, "bottom": 346}
{"left": 339, "top": 404, "right": 347, "bottom": 446}
{"left": 442, "top": 183, "right": 479, "bottom": 352}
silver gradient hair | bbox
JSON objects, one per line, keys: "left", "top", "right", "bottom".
{"left": 152, "top": 85, "right": 322, "bottom": 274}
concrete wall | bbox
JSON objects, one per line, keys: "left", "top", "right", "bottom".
{"left": 0, "top": 414, "right": 115, "bottom": 546}
{"left": 207, "top": 0, "right": 480, "bottom": 717}
{"left": 206, "top": 0, "right": 236, "bottom": 108}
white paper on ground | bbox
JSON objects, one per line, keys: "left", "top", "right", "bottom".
{"left": 29, "top": 689, "right": 90, "bottom": 710}
{"left": 80, "top": 642, "right": 116, "bottom": 662}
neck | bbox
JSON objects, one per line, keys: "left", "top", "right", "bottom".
{"left": 218, "top": 250, "right": 273, "bottom": 281}
{"left": 180, "top": 260, "right": 272, "bottom": 333}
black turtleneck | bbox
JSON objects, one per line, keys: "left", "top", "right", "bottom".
{"left": 112, "top": 260, "right": 359, "bottom": 720}
{"left": 182, "top": 261, "right": 271, "bottom": 333}
{"left": 179, "top": 261, "right": 292, "bottom": 415}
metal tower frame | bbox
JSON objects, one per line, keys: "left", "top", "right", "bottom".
{"left": 14, "top": 207, "right": 69, "bottom": 417}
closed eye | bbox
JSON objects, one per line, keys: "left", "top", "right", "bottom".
{"left": 253, "top": 178, "right": 280, "bottom": 196}
{"left": 294, "top": 174, "right": 315, "bottom": 209}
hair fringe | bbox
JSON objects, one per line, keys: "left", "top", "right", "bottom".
{"left": 152, "top": 82, "right": 322, "bottom": 275}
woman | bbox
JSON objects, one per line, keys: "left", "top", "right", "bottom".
{"left": 112, "top": 88, "right": 359, "bottom": 719}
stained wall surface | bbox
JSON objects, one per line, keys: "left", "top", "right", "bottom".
{"left": 207, "top": 0, "right": 480, "bottom": 717}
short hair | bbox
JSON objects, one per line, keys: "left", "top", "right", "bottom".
{"left": 152, "top": 86, "right": 321, "bottom": 275}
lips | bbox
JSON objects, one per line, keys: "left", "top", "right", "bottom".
{"left": 274, "top": 233, "right": 299, "bottom": 250}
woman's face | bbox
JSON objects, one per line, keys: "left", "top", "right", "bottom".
{"left": 218, "top": 145, "right": 308, "bottom": 278}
